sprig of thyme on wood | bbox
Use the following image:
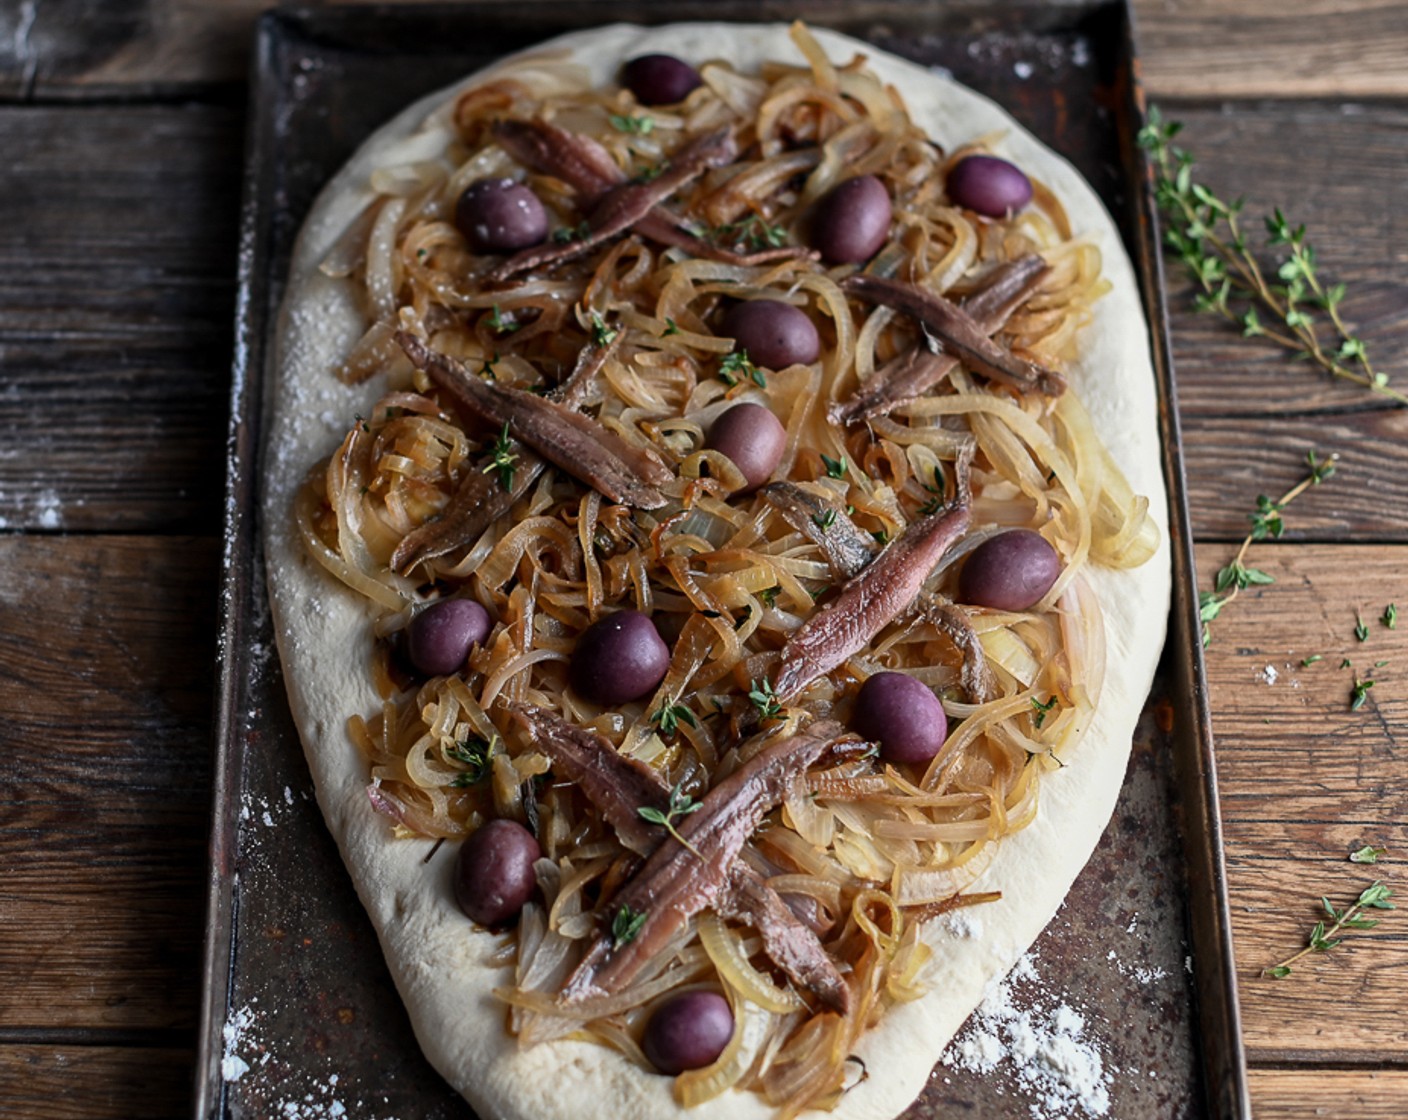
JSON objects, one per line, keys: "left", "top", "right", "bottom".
{"left": 1198, "top": 450, "right": 1337, "bottom": 646}
{"left": 1263, "top": 880, "right": 1394, "bottom": 978}
{"left": 1139, "top": 107, "right": 1403, "bottom": 406}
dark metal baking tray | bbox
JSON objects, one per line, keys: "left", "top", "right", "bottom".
{"left": 198, "top": 3, "right": 1249, "bottom": 1117}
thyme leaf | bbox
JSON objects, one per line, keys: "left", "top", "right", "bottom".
{"left": 1199, "top": 450, "right": 1338, "bottom": 646}
{"left": 820, "top": 453, "right": 848, "bottom": 480}
{"left": 1139, "top": 107, "right": 1403, "bottom": 405}
{"left": 589, "top": 312, "right": 619, "bottom": 348}
{"left": 1383, "top": 603, "right": 1398, "bottom": 630}
{"left": 480, "top": 422, "right": 519, "bottom": 492}
{"left": 719, "top": 349, "right": 765, "bottom": 388}
{"left": 748, "top": 677, "right": 783, "bottom": 721}
{"left": 1350, "top": 845, "right": 1388, "bottom": 865}
{"left": 612, "top": 904, "right": 649, "bottom": 947}
{"left": 448, "top": 734, "right": 498, "bottom": 787}
{"left": 637, "top": 779, "right": 703, "bottom": 857}
{"left": 1263, "top": 880, "right": 1394, "bottom": 978}
{"left": 1030, "top": 695, "right": 1059, "bottom": 729}
{"left": 609, "top": 113, "right": 654, "bottom": 135}
{"left": 650, "top": 703, "right": 698, "bottom": 739}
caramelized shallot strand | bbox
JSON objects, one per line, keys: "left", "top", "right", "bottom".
{"left": 490, "top": 128, "right": 739, "bottom": 281}
{"left": 390, "top": 334, "right": 620, "bottom": 573}
{"left": 396, "top": 332, "right": 671, "bottom": 509}
{"left": 842, "top": 270, "right": 1065, "bottom": 397}
{"left": 760, "top": 481, "right": 875, "bottom": 580}
{"left": 507, "top": 704, "right": 669, "bottom": 855}
{"left": 719, "top": 865, "right": 851, "bottom": 1013}
{"left": 561, "top": 720, "right": 852, "bottom": 1003}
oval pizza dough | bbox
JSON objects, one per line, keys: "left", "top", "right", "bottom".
{"left": 262, "top": 21, "right": 1170, "bottom": 1120}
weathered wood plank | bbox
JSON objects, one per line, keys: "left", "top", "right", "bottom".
{"left": 1195, "top": 543, "right": 1408, "bottom": 1059}
{"left": 1161, "top": 104, "right": 1408, "bottom": 419}
{"left": 1181, "top": 413, "right": 1408, "bottom": 543}
{"left": 1248, "top": 1069, "right": 1408, "bottom": 1120}
{"left": 2, "top": 1, "right": 1407, "bottom": 99}
{"left": 0, "top": 104, "right": 240, "bottom": 533}
{"left": 0, "top": 535, "right": 217, "bottom": 1031}
{"left": 0, "top": 1045, "right": 192, "bottom": 1120}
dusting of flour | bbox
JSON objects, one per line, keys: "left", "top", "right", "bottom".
{"left": 943, "top": 952, "right": 1111, "bottom": 1118}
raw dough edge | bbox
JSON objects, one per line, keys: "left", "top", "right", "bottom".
{"left": 261, "top": 21, "right": 1172, "bottom": 1120}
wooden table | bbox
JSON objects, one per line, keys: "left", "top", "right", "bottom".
{"left": 1, "top": 2, "right": 1404, "bottom": 1116}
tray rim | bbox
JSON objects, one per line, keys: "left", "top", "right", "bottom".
{"left": 196, "top": 4, "right": 1250, "bottom": 1117}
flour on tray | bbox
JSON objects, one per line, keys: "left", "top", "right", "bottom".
{"left": 943, "top": 952, "right": 1112, "bottom": 1118}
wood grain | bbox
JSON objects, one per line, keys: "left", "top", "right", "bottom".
{"left": 0, "top": 104, "right": 240, "bottom": 534}
{"left": 1195, "top": 543, "right": 1408, "bottom": 1060}
{"left": 0, "top": 1045, "right": 192, "bottom": 1120}
{"left": 0, "top": 535, "right": 217, "bottom": 1031}
{"left": 1163, "top": 104, "right": 1408, "bottom": 419}
{"left": 1249, "top": 1069, "right": 1408, "bottom": 1120}
{"left": 2, "top": 1, "right": 1407, "bottom": 99}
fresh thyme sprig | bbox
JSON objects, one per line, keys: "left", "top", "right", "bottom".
{"left": 1030, "top": 695, "right": 1059, "bottom": 729}
{"left": 748, "top": 677, "right": 783, "bottom": 721}
{"left": 720, "top": 349, "right": 766, "bottom": 388}
{"left": 609, "top": 113, "right": 654, "bottom": 135}
{"left": 1139, "top": 107, "right": 1403, "bottom": 406}
{"left": 1263, "top": 880, "right": 1394, "bottom": 978}
{"left": 650, "top": 702, "right": 698, "bottom": 739}
{"left": 589, "top": 312, "right": 619, "bottom": 348}
{"left": 1198, "top": 450, "right": 1337, "bottom": 646}
{"left": 612, "top": 904, "right": 648, "bottom": 947}
{"left": 486, "top": 304, "right": 519, "bottom": 335}
{"left": 637, "top": 779, "right": 704, "bottom": 857}
{"left": 447, "top": 734, "right": 498, "bottom": 787}
{"left": 711, "top": 214, "right": 789, "bottom": 251}
{"left": 480, "top": 422, "right": 519, "bottom": 492}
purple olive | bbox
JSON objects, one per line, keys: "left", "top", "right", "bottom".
{"left": 958, "top": 529, "right": 1061, "bottom": 611}
{"left": 643, "top": 991, "right": 734, "bottom": 1075}
{"left": 622, "top": 53, "right": 703, "bottom": 106}
{"left": 454, "top": 819, "right": 540, "bottom": 928}
{"left": 852, "top": 672, "right": 948, "bottom": 765}
{"left": 810, "top": 175, "right": 892, "bottom": 264}
{"left": 570, "top": 609, "right": 671, "bottom": 706}
{"left": 406, "top": 599, "right": 493, "bottom": 676}
{"left": 721, "top": 300, "right": 820, "bottom": 370}
{"left": 706, "top": 402, "right": 787, "bottom": 492}
{"left": 455, "top": 178, "right": 549, "bottom": 254}
{"left": 946, "top": 155, "right": 1033, "bottom": 218}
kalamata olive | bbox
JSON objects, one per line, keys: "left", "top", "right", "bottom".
{"left": 454, "top": 819, "right": 540, "bottom": 928}
{"left": 406, "top": 599, "right": 493, "bottom": 676}
{"left": 621, "top": 53, "right": 703, "bottom": 106}
{"left": 721, "top": 300, "right": 820, "bottom": 370}
{"left": 946, "top": 155, "right": 1033, "bottom": 218}
{"left": 957, "top": 529, "right": 1061, "bottom": 611}
{"left": 810, "top": 174, "right": 892, "bottom": 264}
{"left": 455, "top": 178, "right": 549, "bottom": 254}
{"left": 706, "top": 402, "right": 787, "bottom": 492}
{"left": 643, "top": 991, "right": 734, "bottom": 1075}
{"left": 570, "top": 609, "right": 671, "bottom": 706}
{"left": 852, "top": 671, "right": 949, "bottom": 765}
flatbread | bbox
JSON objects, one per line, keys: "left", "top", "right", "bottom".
{"left": 262, "top": 22, "right": 1170, "bottom": 1120}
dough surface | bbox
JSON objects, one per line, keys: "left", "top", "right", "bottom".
{"left": 262, "top": 22, "right": 1171, "bottom": 1120}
